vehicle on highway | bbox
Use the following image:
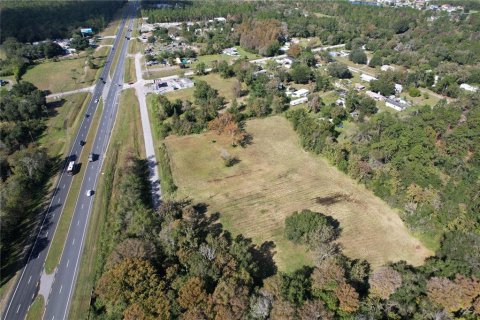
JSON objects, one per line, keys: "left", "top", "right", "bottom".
{"left": 88, "top": 153, "right": 94, "bottom": 162}
{"left": 95, "top": 98, "right": 99, "bottom": 103}
{"left": 66, "top": 161, "right": 75, "bottom": 175}
{"left": 85, "top": 113, "right": 90, "bottom": 118}
{"left": 80, "top": 140, "right": 86, "bottom": 146}
{"left": 86, "top": 190, "right": 94, "bottom": 197}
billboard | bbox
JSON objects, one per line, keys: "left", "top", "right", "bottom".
{"left": 80, "top": 28, "right": 93, "bottom": 34}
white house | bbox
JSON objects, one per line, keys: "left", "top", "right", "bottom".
{"left": 292, "top": 88, "right": 310, "bottom": 98}
{"left": 290, "top": 97, "right": 308, "bottom": 106}
{"left": 385, "top": 97, "right": 410, "bottom": 111}
{"left": 460, "top": 83, "right": 478, "bottom": 92}
{"left": 361, "top": 74, "right": 377, "bottom": 82}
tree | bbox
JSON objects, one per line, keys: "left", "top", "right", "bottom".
{"left": 178, "top": 277, "right": 210, "bottom": 312}
{"left": 370, "top": 79, "right": 395, "bottom": 96}
{"left": 334, "top": 282, "right": 360, "bottom": 313}
{"left": 232, "top": 79, "right": 242, "bottom": 98}
{"left": 208, "top": 113, "right": 247, "bottom": 146}
{"left": 369, "top": 53, "right": 383, "bottom": 68}
{"left": 308, "top": 95, "right": 324, "bottom": 113}
{"left": 195, "top": 62, "right": 207, "bottom": 75}
{"left": 315, "top": 74, "right": 332, "bottom": 92}
{"left": 287, "top": 44, "right": 301, "bottom": 57}
{"left": 426, "top": 275, "right": 480, "bottom": 313}
{"left": 327, "top": 62, "right": 352, "bottom": 79}
{"left": 290, "top": 64, "right": 312, "bottom": 84}
{"left": 369, "top": 266, "right": 403, "bottom": 299}
{"left": 280, "top": 269, "right": 312, "bottom": 305}
{"left": 284, "top": 210, "right": 332, "bottom": 244}
{"left": 297, "top": 299, "right": 334, "bottom": 320}
{"left": 408, "top": 86, "right": 421, "bottom": 97}
{"left": 70, "top": 35, "right": 89, "bottom": 51}
{"left": 349, "top": 49, "right": 367, "bottom": 64}
{"left": 218, "top": 60, "right": 233, "bottom": 78}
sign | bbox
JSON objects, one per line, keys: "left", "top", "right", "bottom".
{"left": 80, "top": 28, "right": 93, "bottom": 34}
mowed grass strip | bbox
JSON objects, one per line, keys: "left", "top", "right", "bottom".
{"left": 44, "top": 100, "right": 104, "bottom": 274}
{"left": 123, "top": 57, "right": 136, "bottom": 84}
{"left": 69, "top": 89, "right": 145, "bottom": 319}
{"left": 164, "top": 116, "right": 432, "bottom": 271}
{"left": 25, "top": 295, "right": 44, "bottom": 320}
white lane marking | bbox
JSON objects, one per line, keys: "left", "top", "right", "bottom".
{"left": 52, "top": 213, "right": 55, "bottom": 219}
{"left": 57, "top": 198, "right": 61, "bottom": 203}
{"left": 88, "top": 177, "right": 91, "bottom": 181}
{"left": 81, "top": 204, "right": 84, "bottom": 209}
{"left": 28, "top": 276, "right": 32, "bottom": 283}
{"left": 72, "top": 238, "right": 75, "bottom": 245}
{"left": 45, "top": 231, "right": 49, "bottom": 237}
{"left": 66, "top": 259, "right": 70, "bottom": 268}
{"left": 16, "top": 304, "right": 21, "bottom": 313}
{"left": 59, "top": 285, "right": 63, "bottom": 294}
{"left": 32, "top": 293, "right": 35, "bottom": 300}
{"left": 62, "top": 184, "right": 65, "bottom": 189}
{"left": 77, "top": 220, "right": 80, "bottom": 226}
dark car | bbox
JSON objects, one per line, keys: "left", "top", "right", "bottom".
{"left": 80, "top": 140, "right": 86, "bottom": 146}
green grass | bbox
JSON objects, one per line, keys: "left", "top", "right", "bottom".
{"left": 109, "top": 29, "right": 126, "bottom": 78}
{"left": 69, "top": 89, "right": 145, "bottom": 319}
{"left": 143, "top": 67, "right": 182, "bottom": 80}
{"left": 23, "top": 58, "right": 91, "bottom": 93}
{"left": 25, "top": 295, "right": 44, "bottom": 320}
{"left": 44, "top": 100, "right": 104, "bottom": 274}
{"left": 124, "top": 57, "right": 136, "bottom": 84}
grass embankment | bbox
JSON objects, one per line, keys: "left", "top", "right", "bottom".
{"left": 25, "top": 295, "right": 44, "bottom": 320}
{"left": 157, "top": 143, "right": 177, "bottom": 194}
{"left": 44, "top": 100, "right": 104, "bottom": 274}
{"left": 164, "top": 116, "right": 432, "bottom": 271}
{"left": 124, "top": 57, "right": 136, "bottom": 83}
{"left": 41, "top": 93, "right": 90, "bottom": 157}
{"left": 69, "top": 89, "right": 145, "bottom": 319}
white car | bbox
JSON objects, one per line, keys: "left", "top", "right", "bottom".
{"left": 86, "top": 190, "right": 94, "bottom": 197}
{"left": 95, "top": 98, "right": 99, "bottom": 103}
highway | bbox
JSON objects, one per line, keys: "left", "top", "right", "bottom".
{"left": 2, "top": 2, "right": 137, "bottom": 320}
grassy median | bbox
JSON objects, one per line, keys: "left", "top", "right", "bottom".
{"left": 69, "top": 89, "right": 145, "bottom": 319}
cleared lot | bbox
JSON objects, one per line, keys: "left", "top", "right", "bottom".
{"left": 164, "top": 116, "right": 432, "bottom": 271}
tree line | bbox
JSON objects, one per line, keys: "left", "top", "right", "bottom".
{"left": 0, "top": 0, "right": 125, "bottom": 43}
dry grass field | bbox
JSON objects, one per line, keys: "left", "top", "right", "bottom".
{"left": 164, "top": 116, "right": 432, "bottom": 271}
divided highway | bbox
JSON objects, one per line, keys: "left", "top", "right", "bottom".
{"left": 2, "top": 2, "right": 137, "bottom": 320}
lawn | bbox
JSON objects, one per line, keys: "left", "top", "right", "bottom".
{"left": 44, "top": 100, "right": 104, "bottom": 274}
{"left": 164, "top": 116, "right": 432, "bottom": 271}
{"left": 23, "top": 57, "right": 92, "bottom": 94}
{"left": 69, "top": 89, "right": 145, "bottom": 319}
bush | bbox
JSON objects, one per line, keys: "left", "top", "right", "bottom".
{"left": 408, "top": 86, "right": 421, "bottom": 97}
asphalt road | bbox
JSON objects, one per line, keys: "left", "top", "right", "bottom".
{"left": 2, "top": 2, "right": 137, "bottom": 320}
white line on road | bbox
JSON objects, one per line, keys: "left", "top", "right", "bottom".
{"left": 77, "top": 220, "right": 80, "bottom": 226}
{"left": 32, "top": 293, "right": 35, "bottom": 300}
{"left": 28, "top": 276, "right": 32, "bottom": 283}
{"left": 81, "top": 204, "right": 84, "bottom": 209}
{"left": 45, "top": 231, "right": 49, "bottom": 237}
{"left": 66, "top": 259, "right": 70, "bottom": 268}
{"left": 59, "top": 285, "right": 63, "bottom": 294}
{"left": 72, "top": 238, "right": 75, "bottom": 245}
{"left": 52, "top": 213, "right": 55, "bottom": 219}
{"left": 62, "top": 184, "right": 65, "bottom": 189}
{"left": 57, "top": 198, "right": 61, "bottom": 203}
{"left": 16, "top": 304, "right": 21, "bottom": 313}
